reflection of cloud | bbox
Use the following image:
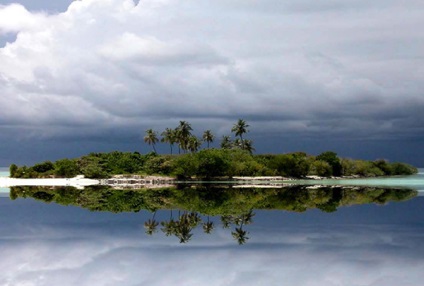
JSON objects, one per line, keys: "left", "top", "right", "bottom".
{"left": 0, "top": 218, "right": 423, "bottom": 285}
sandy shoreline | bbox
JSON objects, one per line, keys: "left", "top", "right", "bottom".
{"left": 1, "top": 174, "right": 423, "bottom": 193}
{"left": 0, "top": 175, "right": 100, "bottom": 189}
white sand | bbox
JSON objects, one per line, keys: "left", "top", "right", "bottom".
{"left": 0, "top": 175, "right": 99, "bottom": 189}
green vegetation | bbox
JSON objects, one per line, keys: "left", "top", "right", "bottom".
{"left": 10, "top": 149, "right": 418, "bottom": 179}
{"left": 10, "top": 185, "right": 417, "bottom": 216}
{"left": 10, "top": 185, "right": 417, "bottom": 244}
{"left": 10, "top": 119, "right": 418, "bottom": 179}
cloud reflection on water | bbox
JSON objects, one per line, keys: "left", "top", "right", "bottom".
{"left": 0, "top": 198, "right": 423, "bottom": 286}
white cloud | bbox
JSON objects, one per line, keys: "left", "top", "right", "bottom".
{"left": 0, "top": 0, "right": 423, "bottom": 141}
{"left": 0, "top": 4, "right": 47, "bottom": 34}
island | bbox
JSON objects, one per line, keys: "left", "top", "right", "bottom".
{"left": 9, "top": 120, "right": 418, "bottom": 181}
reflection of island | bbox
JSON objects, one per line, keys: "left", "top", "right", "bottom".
{"left": 144, "top": 210, "right": 254, "bottom": 244}
{"left": 10, "top": 185, "right": 417, "bottom": 244}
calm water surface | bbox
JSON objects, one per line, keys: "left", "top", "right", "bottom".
{"left": 0, "top": 170, "right": 423, "bottom": 285}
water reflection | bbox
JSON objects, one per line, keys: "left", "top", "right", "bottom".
{"left": 1, "top": 186, "right": 423, "bottom": 285}
{"left": 9, "top": 185, "right": 418, "bottom": 245}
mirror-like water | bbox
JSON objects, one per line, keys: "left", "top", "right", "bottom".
{"left": 0, "top": 169, "right": 423, "bottom": 285}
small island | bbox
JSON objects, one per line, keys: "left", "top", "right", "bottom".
{"left": 9, "top": 120, "right": 418, "bottom": 181}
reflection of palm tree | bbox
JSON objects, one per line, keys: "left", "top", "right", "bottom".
{"left": 221, "top": 215, "right": 232, "bottom": 228}
{"left": 144, "top": 129, "right": 159, "bottom": 153}
{"left": 187, "top": 212, "right": 202, "bottom": 227}
{"left": 174, "top": 211, "right": 198, "bottom": 243}
{"left": 232, "top": 226, "right": 249, "bottom": 245}
{"left": 242, "top": 210, "right": 255, "bottom": 225}
{"left": 177, "top": 223, "right": 193, "bottom": 243}
{"left": 202, "top": 216, "right": 214, "bottom": 234}
{"left": 160, "top": 220, "right": 176, "bottom": 236}
{"left": 144, "top": 211, "right": 159, "bottom": 235}
{"left": 161, "top": 210, "right": 176, "bottom": 236}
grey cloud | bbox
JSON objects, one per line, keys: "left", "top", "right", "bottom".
{"left": 0, "top": 0, "right": 423, "bottom": 163}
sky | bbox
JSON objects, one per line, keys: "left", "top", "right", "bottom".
{"left": 1, "top": 197, "right": 424, "bottom": 285}
{"left": 0, "top": 0, "right": 423, "bottom": 166}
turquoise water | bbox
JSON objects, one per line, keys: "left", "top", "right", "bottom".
{"left": 0, "top": 167, "right": 9, "bottom": 196}
{"left": 291, "top": 168, "right": 424, "bottom": 193}
{"left": 0, "top": 167, "right": 9, "bottom": 177}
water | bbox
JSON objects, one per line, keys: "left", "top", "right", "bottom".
{"left": 292, "top": 168, "right": 424, "bottom": 194}
{"left": 0, "top": 167, "right": 9, "bottom": 196}
{"left": 1, "top": 168, "right": 424, "bottom": 285}
{"left": 1, "top": 192, "right": 423, "bottom": 285}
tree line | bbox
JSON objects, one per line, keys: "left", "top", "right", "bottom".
{"left": 9, "top": 118, "right": 418, "bottom": 179}
{"left": 144, "top": 119, "right": 254, "bottom": 154}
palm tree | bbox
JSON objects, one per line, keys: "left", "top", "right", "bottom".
{"left": 234, "top": 138, "right": 242, "bottom": 149}
{"left": 220, "top": 135, "right": 232, "bottom": 149}
{"left": 176, "top": 121, "right": 193, "bottom": 153}
{"left": 242, "top": 139, "right": 255, "bottom": 154}
{"left": 161, "top": 128, "right": 176, "bottom": 154}
{"left": 174, "top": 128, "right": 182, "bottom": 154}
{"left": 187, "top": 136, "right": 202, "bottom": 153}
{"left": 231, "top": 119, "right": 249, "bottom": 142}
{"left": 202, "top": 130, "right": 215, "bottom": 148}
{"left": 144, "top": 129, "right": 159, "bottom": 153}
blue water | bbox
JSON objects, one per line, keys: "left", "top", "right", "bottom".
{"left": 0, "top": 166, "right": 423, "bottom": 285}
{"left": 0, "top": 190, "right": 423, "bottom": 285}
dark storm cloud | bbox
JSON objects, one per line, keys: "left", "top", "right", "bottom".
{"left": 0, "top": 0, "right": 423, "bottom": 164}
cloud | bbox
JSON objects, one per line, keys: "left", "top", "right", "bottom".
{"left": 0, "top": 0, "right": 423, "bottom": 148}
{"left": 0, "top": 218, "right": 423, "bottom": 286}
{"left": 0, "top": 4, "right": 47, "bottom": 34}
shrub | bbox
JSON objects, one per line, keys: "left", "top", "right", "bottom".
{"left": 144, "top": 156, "right": 174, "bottom": 175}
{"left": 54, "top": 159, "right": 80, "bottom": 177}
{"left": 310, "top": 160, "right": 333, "bottom": 177}
{"left": 32, "top": 161, "right": 55, "bottom": 173}
{"left": 267, "top": 152, "right": 310, "bottom": 177}
{"left": 373, "top": 159, "right": 393, "bottom": 175}
{"left": 194, "top": 149, "right": 231, "bottom": 178}
{"left": 316, "top": 151, "right": 342, "bottom": 176}
{"left": 390, "top": 162, "right": 417, "bottom": 175}
{"left": 172, "top": 154, "right": 198, "bottom": 179}
{"left": 9, "top": 164, "right": 18, "bottom": 177}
